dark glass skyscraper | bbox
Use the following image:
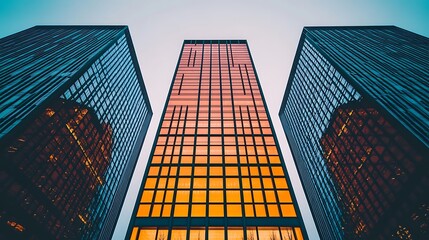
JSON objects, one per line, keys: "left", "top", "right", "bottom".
{"left": 279, "top": 26, "right": 429, "bottom": 239}
{"left": 127, "top": 40, "right": 308, "bottom": 239}
{"left": 0, "top": 26, "right": 152, "bottom": 240}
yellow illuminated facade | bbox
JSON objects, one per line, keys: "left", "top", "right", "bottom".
{"left": 127, "top": 40, "right": 307, "bottom": 239}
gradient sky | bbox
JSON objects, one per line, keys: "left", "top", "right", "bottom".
{"left": 1, "top": 1, "right": 428, "bottom": 239}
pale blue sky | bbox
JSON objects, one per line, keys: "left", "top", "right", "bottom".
{"left": 1, "top": 1, "right": 428, "bottom": 239}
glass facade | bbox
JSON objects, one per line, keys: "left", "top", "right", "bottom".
{"left": 128, "top": 40, "right": 307, "bottom": 239}
{"left": 280, "top": 26, "right": 429, "bottom": 239}
{"left": 0, "top": 26, "right": 152, "bottom": 240}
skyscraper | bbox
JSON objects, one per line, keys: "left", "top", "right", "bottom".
{"left": 279, "top": 26, "right": 429, "bottom": 239}
{"left": 127, "top": 40, "right": 308, "bottom": 239}
{"left": 0, "top": 26, "right": 152, "bottom": 240}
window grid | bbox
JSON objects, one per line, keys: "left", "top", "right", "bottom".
{"left": 130, "top": 41, "right": 305, "bottom": 239}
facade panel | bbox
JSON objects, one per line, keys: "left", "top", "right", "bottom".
{"left": 128, "top": 40, "right": 307, "bottom": 239}
{"left": 0, "top": 26, "right": 152, "bottom": 239}
{"left": 279, "top": 26, "right": 429, "bottom": 239}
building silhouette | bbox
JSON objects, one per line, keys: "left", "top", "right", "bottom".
{"left": 279, "top": 26, "right": 429, "bottom": 239}
{"left": 0, "top": 26, "right": 152, "bottom": 239}
{"left": 127, "top": 40, "right": 307, "bottom": 239}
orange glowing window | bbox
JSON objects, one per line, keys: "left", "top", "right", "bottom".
{"left": 177, "top": 178, "right": 191, "bottom": 189}
{"left": 280, "top": 204, "right": 297, "bottom": 217}
{"left": 174, "top": 204, "right": 189, "bottom": 217}
{"left": 280, "top": 227, "right": 295, "bottom": 240}
{"left": 163, "top": 156, "right": 171, "bottom": 164}
{"left": 225, "top": 166, "right": 238, "bottom": 176}
{"left": 137, "top": 204, "right": 150, "bottom": 217}
{"left": 151, "top": 156, "right": 162, "bottom": 164}
{"left": 260, "top": 167, "right": 271, "bottom": 176}
{"left": 266, "top": 146, "right": 278, "bottom": 155}
{"left": 209, "top": 190, "right": 224, "bottom": 203}
{"left": 160, "top": 167, "right": 169, "bottom": 176}
{"left": 246, "top": 146, "right": 255, "bottom": 155}
{"left": 225, "top": 156, "right": 237, "bottom": 163}
{"left": 224, "top": 146, "right": 236, "bottom": 155}
{"left": 227, "top": 227, "right": 244, "bottom": 240}
{"left": 196, "top": 146, "right": 207, "bottom": 155}
{"left": 258, "top": 156, "right": 268, "bottom": 163}
{"left": 224, "top": 136, "right": 235, "bottom": 145}
{"left": 295, "top": 227, "right": 304, "bottom": 240}
{"left": 226, "top": 190, "right": 241, "bottom": 203}
{"left": 196, "top": 136, "right": 208, "bottom": 145}
{"left": 225, "top": 178, "right": 239, "bottom": 189}
{"left": 167, "top": 178, "right": 176, "bottom": 188}
{"left": 144, "top": 178, "right": 157, "bottom": 189}
{"left": 274, "top": 178, "right": 288, "bottom": 189}
{"left": 140, "top": 190, "right": 154, "bottom": 203}
{"left": 195, "top": 156, "right": 208, "bottom": 163}
{"left": 241, "top": 167, "right": 249, "bottom": 176}
{"left": 243, "top": 190, "right": 253, "bottom": 203}
{"left": 139, "top": 228, "right": 157, "bottom": 239}
{"left": 269, "top": 156, "right": 281, "bottom": 163}
{"left": 272, "top": 166, "right": 285, "bottom": 176}
{"left": 164, "top": 190, "right": 174, "bottom": 202}
{"left": 181, "top": 156, "right": 193, "bottom": 164}
{"left": 227, "top": 204, "right": 242, "bottom": 217}
{"left": 245, "top": 204, "right": 255, "bottom": 217}
{"left": 209, "top": 178, "right": 223, "bottom": 189}
{"left": 162, "top": 204, "right": 171, "bottom": 217}
{"left": 209, "top": 204, "right": 224, "bottom": 217}
{"left": 262, "top": 178, "right": 274, "bottom": 189}
{"left": 265, "top": 190, "right": 277, "bottom": 203}
{"left": 258, "top": 227, "right": 280, "bottom": 240}
{"left": 171, "top": 156, "right": 179, "bottom": 164}
{"left": 191, "top": 204, "right": 206, "bottom": 217}
{"left": 246, "top": 228, "right": 257, "bottom": 240}
{"left": 210, "top": 156, "right": 223, "bottom": 164}
{"left": 151, "top": 204, "right": 161, "bottom": 217}
{"left": 255, "top": 204, "right": 266, "bottom": 217}
{"left": 256, "top": 146, "right": 266, "bottom": 155}
{"left": 248, "top": 156, "right": 257, "bottom": 164}
{"left": 249, "top": 166, "right": 259, "bottom": 176}
{"left": 157, "top": 229, "right": 169, "bottom": 240}
{"left": 251, "top": 178, "right": 262, "bottom": 188}
{"left": 130, "top": 227, "right": 138, "bottom": 240}
{"left": 210, "top": 146, "right": 222, "bottom": 155}
{"left": 192, "top": 190, "right": 206, "bottom": 203}
{"left": 154, "top": 146, "right": 164, "bottom": 155}
{"left": 154, "top": 191, "right": 165, "bottom": 202}
{"left": 193, "top": 178, "right": 207, "bottom": 189}
{"left": 253, "top": 190, "right": 264, "bottom": 202}
{"left": 157, "top": 178, "right": 167, "bottom": 188}
{"left": 169, "top": 166, "right": 178, "bottom": 176}
{"left": 210, "top": 166, "right": 223, "bottom": 176}
{"left": 194, "top": 166, "right": 207, "bottom": 176}
{"left": 175, "top": 190, "right": 190, "bottom": 202}
{"left": 238, "top": 146, "right": 246, "bottom": 155}
{"left": 267, "top": 204, "right": 280, "bottom": 217}
{"left": 180, "top": 166, "right": 192, "bottom": 176}
{"left": 242, "top": 178, "right": 251, "bottom": 189}
{"left": 190, "top": 228, "right": 206, "bottom": 240}
{"left": 278, "top": 190, "right": 292, "bottom": 203}
{"left": 171, "top": 229, "right": 187, "bottom": 240}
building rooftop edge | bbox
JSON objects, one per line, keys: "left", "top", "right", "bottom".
{"left": 303, "top": 25, "right": 397, "bottom": 30}
{"left": 183, "top": 39, "right": 247, "bottom": 44}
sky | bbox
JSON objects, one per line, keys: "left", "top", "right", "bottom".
{"left": 1, "top": 0, "right": 428, "bottom": 239}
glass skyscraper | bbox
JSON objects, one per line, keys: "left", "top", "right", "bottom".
{"left": 0, "top": 26, "right": 152, "bottom": 239}
{"left": 127, "top": 40, "right": 308, "bottom": 239}
{"left": 279, "top": 26, "right": 429, "bottom": 239}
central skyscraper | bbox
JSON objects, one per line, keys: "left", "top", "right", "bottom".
{"left": 127, "top": 40, "right": 308, "bottom": 239}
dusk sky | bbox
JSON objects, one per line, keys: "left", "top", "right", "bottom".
{"left": 1, "top": 1, "right": 428, "bottom": 239}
